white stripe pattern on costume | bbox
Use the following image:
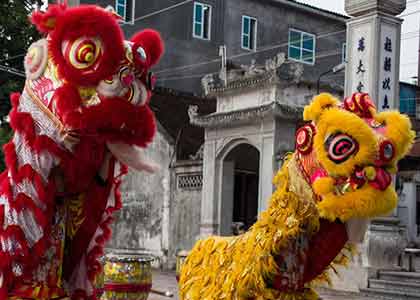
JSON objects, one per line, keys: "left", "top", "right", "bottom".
{"left": 18, "top": 91, "right": 64, "bottom": 146}
{"left": 13, "top": 133, "right": 57, "bottom": 182}
{"left": 12, "top": 178, "right": 45, "bottom": 211}
{"left": 17, "top": 209, "right": 43, "bottom": 247}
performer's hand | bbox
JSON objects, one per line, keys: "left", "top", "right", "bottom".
{"left": 62, "top": 129, "right": 80, "bottom": 151}
{"left": 98, "top": 150, "right": 113, "bottom": 181}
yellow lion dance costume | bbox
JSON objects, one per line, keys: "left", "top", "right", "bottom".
{"left": 179, "top": 93, "right": 415, "bottom": 300}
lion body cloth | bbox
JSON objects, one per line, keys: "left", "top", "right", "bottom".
{"left": 0, "top": 3, "right": 163, "bottom": 300}
{"left": 179, "top": 93, "right": 415, "bottom": 300}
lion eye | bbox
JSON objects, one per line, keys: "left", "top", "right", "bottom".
{"left": 136, "top": 46, "right": 147, "bottom": 63}
{"left": 325, "top": 133, "right": 359, "bottom": 164}
{"left": 379, "top": 140, "right": 395, "bottom": 162}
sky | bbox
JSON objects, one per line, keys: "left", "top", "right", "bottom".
{"left": 298, "top": 0, "right": 420, "bottom": 84}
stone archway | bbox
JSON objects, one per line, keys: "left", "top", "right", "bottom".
{"left": 218, "top": 142, "right": 260, "bottom": 235}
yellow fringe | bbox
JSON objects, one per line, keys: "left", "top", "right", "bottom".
{"left": 303, "top": 93, "right": 340, "bottom": 122}
{"left": 179, "top": 156, "right": 320, "bottom": 300}
{"left": 179, "top": 93, "right": 415, "bottom": 300}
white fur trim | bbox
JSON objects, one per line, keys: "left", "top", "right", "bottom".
{"left": 24, "top": 39, "right": 48, "bottom": 80}
{"left": 107, "top": 142, "right": 159, "bottom": 173}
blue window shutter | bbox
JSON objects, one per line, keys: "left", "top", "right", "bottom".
{"left": 116, "top": 0, "right": 126, "bottom": 20}
{"left": 289, "top": 29, "right": 315, "bottom": 64}
{"left": 195, "top": 3, "right": 202, "bottom": 23}
{"left": 302, "top": 34, "right": 314, "bottom": 51}
{"left": 243, "top": 34, "right": 249, "bottom": 49}
{"left": 243, "top": 17, "right": 250, "bottom": 35}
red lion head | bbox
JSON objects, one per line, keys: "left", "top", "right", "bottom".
{"left": 28, "top": 3, "right": 164, "bottom": 150}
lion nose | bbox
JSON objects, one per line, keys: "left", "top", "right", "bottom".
{"left": 121, "top": 72, "right": 135, "bottom": 87}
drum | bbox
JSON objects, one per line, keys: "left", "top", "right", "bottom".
{"left": 102, "top": 253, "right": 154, "bottom": 300}
{"left": 175, "top": 250, "right": 189, "bottom": 282}
{"left": 95, "top": 256, "right": 105, "bottom": 298}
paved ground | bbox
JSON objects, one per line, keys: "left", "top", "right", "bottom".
{"left": 148, "top": 270, "right": 372, "bottom": 300}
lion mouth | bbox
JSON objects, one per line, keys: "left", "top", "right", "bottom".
{"left": 368, "top": 167, "right": 392, "bottom": 191}
{"left": 334, "top": 166, "right": 392, "bottom": 195}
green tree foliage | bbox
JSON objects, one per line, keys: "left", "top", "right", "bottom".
{"left": 0, "top": 123, "right": 13, "bottom": 171}
{"left": 0, "top": 0, "right": 43, "bottom": 171}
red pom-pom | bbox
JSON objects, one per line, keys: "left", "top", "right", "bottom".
{"left": 131, "top": 29, "right": 164, "bottom": 69}
{"left": 30, "top": 3, "right": 66, "bottom": 33}
{"left": 9, "top": 93, "right": 21, "bottom": 107}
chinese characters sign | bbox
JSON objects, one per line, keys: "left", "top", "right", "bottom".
{"left": 378, "top": 24, "right": 398, "bottom": 111}
{"left": 346, "top": 17, "right": 400, "bottom": 111}
{"left": 349, "top": 22, "right": 371, "bottom": 96}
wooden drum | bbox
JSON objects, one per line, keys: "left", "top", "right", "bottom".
{"left": 102, "top": 254, "right": 154, "bottom": 300}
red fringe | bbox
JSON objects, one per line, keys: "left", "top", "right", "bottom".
{"left": 83, "top": 163, "right": 128, "bottom": 291}
{"left": 52, "top": 84, "right": 82, "bottom": 124}
{"left": 3, "top": 39, "right": 151, "bottom": 295}
{"left": 64, "top": 97, "right": 156, "bottom": 148}
{"left": 0, "top": 92, "right": 62, "bottom": 289}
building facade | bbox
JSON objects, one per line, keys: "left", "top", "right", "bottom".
{"left": 80, "top": 0, "right": 348, "bottom": 95}
{"left": 70, "top": 0, "right": 420, "bottom": 271}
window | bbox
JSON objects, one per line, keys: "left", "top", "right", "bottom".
{"left": 288, "top": 29, "right": 316, "bottom": 65}
{"left": 193, "top": 2, "right": 211, "bottom": 40}
{"left": 400, "top": 97, "right": 416, "bottom": 117}
{"left": 400, "top": 84, "right": 417, "bottom": 117}
{"left": 342, "top": 43, "right": 347, "bottom": 63}
{"left": 116, "top": 0, "right": 127, "bottom": 20}
{"left": 242, "top": 16, "right": 257, "bottom": 51}
{"left": 115, "top": 0, "right": 135, "bottom": 24}
{"left": 178, "top": 174, "right": 203, "bottom": 190}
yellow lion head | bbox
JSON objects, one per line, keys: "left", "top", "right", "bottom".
{"left": 297, "top": 93, "right": 415, "bottom": 222}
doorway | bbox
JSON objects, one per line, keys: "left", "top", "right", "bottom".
{"left": 220, "top": 143, "right": 260, "bottom": 235}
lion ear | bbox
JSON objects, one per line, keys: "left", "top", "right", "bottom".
{"left": 303, "top": 93, "right": 340, "bottom": 122}
{"left": 131, "top": 29, "right": 164, "bottom": 68}
{"left": 30, "top": 4, "right": 66, "bottom": 33}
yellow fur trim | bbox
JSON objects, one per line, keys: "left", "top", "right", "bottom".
{"left": 375, "top": 110, "right": 415, "bottom": 163}
{"left": 314, "top": 108, "right": 377, "bottom": 177}
{"left": 317, "top": 186, "right": 397, "bottom": 222}
{"left": 313, "top": 177, "right": 335, "bottom": 196}
{"left": 303, "top": 93, "right": 340, "bottom": 122}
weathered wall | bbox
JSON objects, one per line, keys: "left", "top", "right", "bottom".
{"left": 107, "top": 126, "right": 174, "bottom": 266}
{"left": 168, "top": 161, "right": 203, "bottom": 268}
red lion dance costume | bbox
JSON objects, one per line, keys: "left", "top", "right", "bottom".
{"left": 0, "top": 3, "right": 163, "bottom": 300}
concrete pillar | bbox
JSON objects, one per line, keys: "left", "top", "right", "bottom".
{"left": 219, "top": 161, "right": 235, "bottom": 235}
{"left": 344, "top": 0, "right": 405, "bottom": 110}
{"left": 161, "top": 177, "right": 170, "bottom": 266}
{"left": 199, "top": 139, "right": 218, "bottom": 236}
{"left": 258, "top": 136, "right": 274, "bottom": 213}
